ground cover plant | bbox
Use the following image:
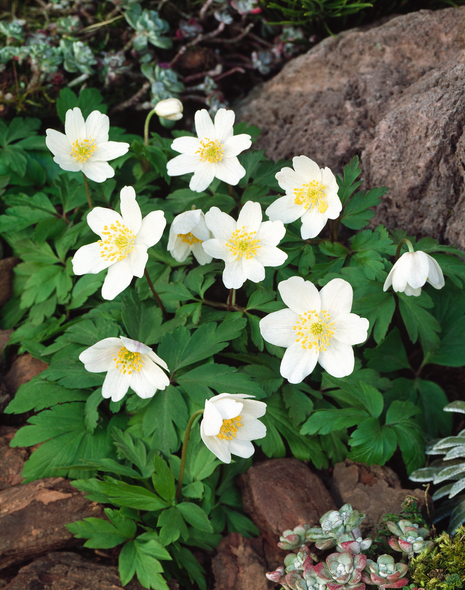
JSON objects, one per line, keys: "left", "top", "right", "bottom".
{"left": 1, "top": 84, "right": 465, "bottom": 589}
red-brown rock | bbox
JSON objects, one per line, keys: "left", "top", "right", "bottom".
{"left": 0, "top": 477, "right": 105, "bottom": 569}
{"left": 0, "top": 427, "right": 27, "bottom": 490}
{"left": 238, "top": 8, "right": 465, "bottom": 250}
{"left": 3, "top": 551, "right": 146, "bottom": 589}
{"left": 3, "top": 354, "right": 48, "bottom": 396}
{"left": 0, "top": 331, "right": 12, "bottom": 358}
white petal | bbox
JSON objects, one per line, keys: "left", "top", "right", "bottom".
{"left": 84, "top": 110, "right": 109, "bottom": 144}
{"left": 404, "top": 284, "right": 422, "bottom": 296}
{"left": 190, "top": 161, "right": 215, "bottom": 192}
{"left": 120, "top": 337, "right": 152, "bottom": 355}
{"left": 223, "top": 259, "right": 247, "bottom": 289}
{"left": 213, "top": 109, "right": 235, "bottom": 143}
{"left": 213, "top": 397, "right": 243, "bottom": 419}
{"left": 147, "top": 351, "right": 168, "bottom": 371}
{"left": 228, "top": 438, "right": 255, "bottom": 458}
{"left": 236, "top": 418, "right": 266, "bottom": 441}
{"left": 82, "top": 160, "right": 115, "bottom": 183}
{"left": 256, "top": 220, "right": 286, "bottom": 247}
{"left": 202, "top": 399, "right": 224, "bottom": 436}
{"left": 171, "top": 210, "right": 202, "bottom": 235}
{"left": 318, "top": 340, "right": 355, "bottom": 378}
{"left": 266, "top": 195, "right": 303, "bottom": 224}
{"left": 167, "top": 153, "right": 200, "bottom": 176}
{"left": 237, "top": 201, "right": 262, "bottom": 232}
{"left": 169, "top": 238, "right": 190, "bottom": 262}
{"left": 127, "top": 245, "right": 148, "bottom": 278}
{"left": 202, "top": 238, "right": 232, "bottom": 262}
{"left": 170, "top": 136, "right": 201, "bottom": 155}
{"left": 407, "top": 252, "right": 430, "bottom": 289}
{"left": 65, "top": 107, "right": 86, "bottom": 143}
{"left": 101, "top": 257, "right": 134, "bottom": 300}
{"left": 72, "top": 242, "right": 112, "bottom": 275}
{"left": 86, "top": 207, "right": 124, "bottom": 238}
{"left": 259, "top": 309, "right": 297, "bottom": 347}
{"left": 191, "top": 243, "right": 213, "bottom": 265}
{"left": 95, "top": 141, "right": 129, "bottom": 161}
{"left": 241, "top": 399, "right": 267, "bottom": 419}
{"left": 256, "top": 245, "right": 287, "bottom": 267}
{"left": 53, "top": 154, "right": 82, "bottom": 173}
{"left": 320, "top": 278, "right": 353, "bottom": 318}
{"left": 200, "top": 429, "right": 231, "bottom": 463}
{"left": 135, "top": 210, "right": 166, "bottom": 248}
{"left": 205, "top": 207, "right": 236, "bottom": 240}
{"left": 195, "top": 109, "right": 215, "bottom": 140}
{"left": 119, "top": 186, "right": 142, "bottom": 234}
{"left": 292, "top": 155, "right": 321, "bottom": 180}
{"left": 275, "top": 166, "right": 303, "bottom": 193}
{"left": 300, "top": 207, "right": 328, "bottom": 239}
{"left": 391, "top": 259, "right": 409, "bottom": 292}
{"left": 223, "top": 134, "right": 252, "bottom": 158}
{"left": 130, "top": 361, "right": 169, "bottom": 398}
{"left": 278, "top": 276, "right": 321, "bottom": 314}
{"left": 45, "top": 129, "right": 71, "bottom": 157}
{"left": 102, "top": 367, "right": 130, "bottom": 401}
{"left": 214, "top": 157, "right": 246, "bottom": 186}
{"left": 383, "top": 267, "right": 394, "bottom": 292}
{"left": 280, "top": 342, "right": 319, "bottom": 384}
{"left": 427, "top": 254, "right": 445, "bottom": 289}
{"left": 333, "top": 314, "right": 369, "bottom": 345}
{"left": 244, "top": 257, "right": 265, "bottom": 284}
{"left": 79, "top": 338, "right": 121, "bottom": 372}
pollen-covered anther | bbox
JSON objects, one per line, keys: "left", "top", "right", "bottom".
{"left": 226, "top": 226, "right": 261, "bottom": 259}
{"left": 293, "top": 309, "right": 335, "bottom": 351}
{"left": 114, "top": 347, "right": 143, "bottom": 375}
{"left": 70, "top": 136, "right": 98, "bottom": 163}
{"left": 196, "top": 138, "right": 224, "bottom": 163}
{"left": 294, "top": 180, "right": 328, "bottom": 213}
{"left": 178, "top": 232, "right": 202, "bottom": 245}
{"left": 217, "top": 415, "right": 243, "bottom": 440}
{"left": 98, "top": 220, "right": 136, "bottom": 262}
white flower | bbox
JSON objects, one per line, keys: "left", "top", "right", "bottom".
{"left": 200, "top": 393, "right": 266, "bottom": 463}
{"left": 166, "top": 108, "right": 252, "bottom": 193}
{"left": 266, "top": 155, "right": 342, "bottom": 239}
{"left": 72, "top": 186, "right": 166, "bottom": 300}
{"left": 79, "top": 336, "right": 169, "bottom": 402}
{"left": 259, "top": 276, "right": 369, "bottom": 382}
{"left": 383, "top": 251, "right": 445, "bottom": 297}
{"left": 45, "top": 107, "right": 129, "bottom": 183}
{"left": 154, "top": 98, "right": 183, "bottom": 121}
{"left": 203, "top": 201, "right": 287, "bottom": 289}
{"left": 167, "top": 209, "right": 213, "bottom": 265}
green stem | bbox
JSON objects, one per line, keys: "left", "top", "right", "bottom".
{"left": 82, "top": 172, "right": 93, "bottom": 209}
{"left": 333, "top": 218, "right": 341, "bottom": 242}
{"left": 144, "top": 108, "right": 157, "bottom": 147}
{"left": 395, "top": 238, "right": 414, "bottom": 262}
{"left": 176, "top": 409, "right": 204, "bottom": 503}
{"left": 144, "top": 268, "right": 168, "bottom": 318}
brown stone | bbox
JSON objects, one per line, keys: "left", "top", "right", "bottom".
{"left": 212, "top": 533, "right": 275, "bottom": 590}
{"left": 239, "top": 458, "right": 336, "bottom": 549}
{"left": 0, "top": 330, "right": 12, "bottom": 358}
{"left": 330, "top": 460, "right": 431, "bottom": 530}
{"left": 3, "top": 354, "right": 48, "bottom": 396}
{"left": 0, "top": 259, "right": 19, "bottom": 309}
{"left": 238, "top": 8, "right": 465, "bottom": 250}
{"left": 0, "top": 427, "right": 28, "bottom": 490}
{"left": 3, "top": 551, "right": 146, "bottom": 590}
{"left": 0, "top": 477, "right": 105, "bottom": 569}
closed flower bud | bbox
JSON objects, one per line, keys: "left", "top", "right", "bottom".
{"left": 154, "top": 98, "right": 183, "bottom": 121}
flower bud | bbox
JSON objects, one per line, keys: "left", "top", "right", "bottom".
{"left": 154, "top": 98, "right": 183, "bottom": 121}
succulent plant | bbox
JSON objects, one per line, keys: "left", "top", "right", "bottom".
{"left": 336, "top": 533, "right": 372, "bottom": 555}
{"left": 314, "top": 552, "right": 367, "bottom": 590}
{"left": 362, "top": 555, "right": 409, "bottom": 589}
{"left": 279, "top": 524, "right": 312, "bottom": 550}
{"left": 386, "top": 520, "right": 432, "bottom": 558}
{"left": 267, "top": 547, "right": 327, "bottom": 590}
{"left": 306, "top": 504, "right": 366, "bottom": 550}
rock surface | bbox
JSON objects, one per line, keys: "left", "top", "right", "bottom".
{"left": 0, "top": 427, "right": 27, "bottom": 491}
{"left": 0, "top": 477, "right": 104, "bottom": 569}
{"left": 238, "top": 8, "right": 465, "bottom": 249}
{"left": 3, "top": 354, "right": 48, "bottom": 396}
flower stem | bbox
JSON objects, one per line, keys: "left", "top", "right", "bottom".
{"left": 144, "top": 108, "right": 157, "bottom": 147}
{"left": 395, "top": 238, "right": 414, "bottom": 262}
{"left": 144, "top": 268, "right": 168, "bottom": 318}
{"left": 175, "top": 409, "right": 204, "bottom": 502}
{"left": 227, "top": 288, "right": 236, "bottom": 310}
{"left": 82, "top": 172, "right": 93, "bottom": 209}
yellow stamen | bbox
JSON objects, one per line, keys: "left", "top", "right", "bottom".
{"left": 293, "top": 309, "right": 335, "bottom": 351}
{"left": 98, "top": 220, "right": 136, "bottom": 262}
{"left": 70, "top": 137, "right": 97, "bottom": 163}
{"left": 196, "top": 138, "right": 224, "bottom": 163}
{"left": 178, "top": 232, "right": 202, "bottom": 245}
{"left": 226, "top": 226, "right": 261, "bottom": 259}
{"left": 114, "top": 347, "right": 143, "bottom": 375}
{"left": 294, "top": 180, "right": 328, "bottom": 213}
{"left": 217, "top": 415, "right": 242, "bottom": 440}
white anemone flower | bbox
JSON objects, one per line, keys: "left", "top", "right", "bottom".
{"left": 259, "top": 276, "right": 369, "bottom": 382}
{"left": 203, "top": 201, "right": 287, "bottom": 289}
{"left": 45, "top": 107, "right": 129, "bottom": 183}
{"left": 266, "top": 155, "right": 342, "bottom": 239}
{"left": 200, "top": 393, "right": 266, "bottom": 463}
{"left": 79, "top": 336, "right": 169, "bottom": 402}
{"left": 383, "top": 251, "right": 445, "bottom": 297}
{"left": 72, "top": 186, "right": 166, "bottom": 300}
{"left": 154, "top": 98, "right": 183, "bottom": 121}
{"left": 166, "top": 108, "right": 252, "bottom": 192}
{"left": 167, "top": 209, "right": 213, "bottom": 265}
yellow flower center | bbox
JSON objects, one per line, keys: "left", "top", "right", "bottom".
{"left": 293, "top": 309, "right": 335, "bottom": 351}
{"left": 178, "top": 232, "right": 202, "bottom": 245}
{"left": 294, "top": 181, "right": 328, "bottom": 213}
{"left": 70, "top": 137, "right": 97, "bottom": 163}
{"left": 217, "top": 415, "right": 242, "bottom": 440}
{"left": 196, "top": 138, "right": 224, "bottom": 163}
{"left": 114, "top": 347, "right": 143, "bottom": 375}
{"left": 98, "top": 220, "right": 136, "bottom": 263}
{"left": 226, "top": 226, "right": 261, "bottom": 259}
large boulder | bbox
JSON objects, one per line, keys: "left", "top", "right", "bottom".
{"left": 238, "top": 8, "right": 465, "bottom": 249}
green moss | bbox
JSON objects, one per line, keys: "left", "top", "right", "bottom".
{"left": 409, "top": 525, "right": 465, "bottom": 590}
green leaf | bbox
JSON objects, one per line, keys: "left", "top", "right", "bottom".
{"left": 348, "top": 418, "right": 398, "bottom": 465}
{"left": 5, "top": 378, "right": 87, "bottom": 414}
{"left": 415, "top": 380, "right": 453, "bottom": 439}
{"left": 158, "top": 507, "right": 189, "bottom": 545}
{"left": 224, "top": 507, "right": 260, "bottom": 537}
{"left": 341, "top": 186, "right": 388, "bottom": 230}
{"left": 97, "top": 479, "right": 168, "bottom": 511}
{"left": 364, "top": 328, "right": 411, "bottom": 372}
{"left": 141, "top": 385, "right": 188, "bottom": 452}
{"left": 119, "top": 538, "right": 170, "bottom": 590}
{"left": 385, "top": 400, "right": 425, "bottom": 473}
{"left": 398, "top": 291, "right": 441, "bottom": 352}
{"left": 301, "top": 408, "right": 369, "bottom": 435}
{"left": 84, "top": 388, "right": 103, "bottom": 433}
{"left": 111, "top": 427, "right": 155, "bottom": 478}
{"left": 282, "top": 384, "right": 314, "bottom": 425}
{"left": 336, "top": 155, "right": 362, "bottom": 206}
{"left": 122, "top": 291, "right": 163, "bottom": 345}
{"left": 66, "top": 509, "right": 136, "bottom": 548}
{"left": 152, "top": 455, "right": 175, "bottom": 503}
{"left": 177, "top": 502, "right": 213, "bottom": 532}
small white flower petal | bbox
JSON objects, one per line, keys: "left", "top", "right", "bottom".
{"left": 82, "top": 160, "right": 115, "bottom": 183}
{"left": 102, "top": 367, "right": 130, "bottom": 401}
{"left": 259, "top": 309, "right": 297, "bottom": 347}
{"left": 95, "top": 141, "right": 130, "bottom": 161}
{"left": 427, "top": 254, "right": 445, "bottom": 289}
{"left": 275, "top": 166, "right": 302, "bottom": 192}
{"left": 101, "top": 257, "right": 134, "bottom": 300}
{"left": 241, "top": 398, "right": 267, "bottom": 419}
{"left": 227, "top": 438, "right": 255, "bottom": 458}
{"left": 128, "top": 245, "right": 148, "bottom": 278}
{"left": 237, "top": 201, "right": 262, "bottom": 232}
{"left": 223, "top": 258, "right": 247, "bottom": 289}
{"left": 256, "top": 220, "right": 286, "bottom": 247}
{"left": 170, "top": 136, "right": 201, "bottom": 155}
{"left": 236, "top": 418, "right": 266, "bottom": 441}
{"left": 203, "top": 399, "right": 224, "bottom": 436}
{"left": 79, "top": 338, "right": 121, "bottom": 372}
{"left": 120, "top": 186, "right": 142, "bottom": 234}
{"left": 191, "top": 242, "right": 213, "bottom": 265}
{"left": 195, "top": 109, "right": 215, "bottom": 139}
{"left": 171, "top": 210, "right": 203, "bottom": 235}
{"left": 190, "top": 161, "right": 216, "bottom": 192}
{"left": 167, "top": 152, "right": 201, "bottom": 176}
{"left": 120, "top": 336, "right": 152, "bottom": 355}
{"left": 214, "top": 108, "right": 235, "bottom": 143}
{"left": 201, "top": 238, "right": 233, "bottom": 262}
{"left": 407, "top": 252, "right": 430, "bottom": 289}
{"left": 280, "top": 342, "right": 319, "bottom": 384}
{"left": 84, "top": 110, "right": 110, "bottom": 144}
{"left": 333, "top": 314, "right": 369, "bottom": 345}
{"left": 266, "top": 195, "right": 303, "bottom": 224}
{"left": 201, "top": 428, "right": 232, "bottom": 463}
{"left": 86, "top": 207, "right": 124, "bottom": 238}
{"left": 300, "top": 207, "right": 328, "bottom": 239}
{"left": 205, "top": 207, "right": 236, "bottom": 240}
{"left": 52, "top": 154, "right": 82, "bottom": 173}
{"left": 45, "top": 129, "right": 71, "bottom": 157}
{"left": 318, "top": 339, "right": 355, "bottom": 378}
{"left": 72, "top": 242, "right": 113, "bottom": 275}
{"left": 278, "top": 276, "right": 321, "bottom": 315}
{"left": 65, "top": 107, "right": 86, "bottom": 144}
{"left": 215, "top": 156, "right": 246, "bottom": 186}
{"left": 292, "top": 155, "right": 321, "bottom": 179}
{"left": 135, "top": 210, "right": 166, "bottom": 249}
{"left": 256, "top": 245, "right": 287, "bottom": 267}
{"left": 404, "top": 284, "right": 422, "bottom": 296}
{"left": 223, "top": 134, "right": 252, "bottom": 158}
{"left": 320, "top": 278, "right": 353, "bottom": 318}
{"left": 244, "top": 257, "right": 265, "bottom": 284}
